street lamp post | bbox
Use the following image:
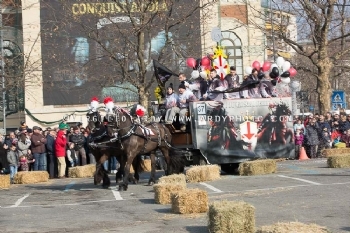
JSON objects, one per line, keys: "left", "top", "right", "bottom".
{"left": 0, "top": 1, "right": 6, "bottom": 131}
{"left": 270, "top": 0, "right": 276, "bottom": 62}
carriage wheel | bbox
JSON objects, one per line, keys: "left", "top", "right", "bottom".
{"left": 220, "top": 163, "right": 239, "bottom": 174}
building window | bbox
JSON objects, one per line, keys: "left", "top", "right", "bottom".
{"left": 220, "top": 31, "right": 243, "bottom": 81}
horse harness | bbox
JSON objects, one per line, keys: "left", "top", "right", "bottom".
{"left": 105, "top": 106, "right": 169, "bottom": 153}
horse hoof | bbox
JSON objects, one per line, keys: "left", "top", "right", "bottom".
{"left": 102, "top": 185, "right": 110, "bottom": 189}
{"left": 148, "top": 181, "right": 154, "bottom": 186}
{"left": 118, "top": 185, "right": 128, "bottom": 191}
{"left": 133, "top": 180, "right": 139, "bottom": 185}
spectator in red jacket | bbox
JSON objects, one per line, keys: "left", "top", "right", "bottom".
{"left": 55, "top": 123, "right": 69, "bottom": 178}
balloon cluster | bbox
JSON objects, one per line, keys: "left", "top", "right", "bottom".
{"left": 244, "top": 56, "right": 297, "bottom": 85}
{"left": 186, "top": 56, "right": 212, "bottom": 80}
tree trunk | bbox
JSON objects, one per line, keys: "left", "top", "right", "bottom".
{"left": 316, "top": 59, "right": 332, "bottom": 114}
{"left": 138, "top": 86, "right": 150, "bottom": 110}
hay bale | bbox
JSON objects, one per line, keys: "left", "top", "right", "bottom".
{"left": 171, "top": 188, "right": 208, "bottom": 214}
{"left": 327, "top": 154, "right": 350, "bottom": 168}
{"left": 153, "top": 183, "right": 186, "bottom": 204}
{"left": 68, "top": 164, "right": 96, "bottom": 178}
{"left": 14, "top": 171, "right": 49, "bottom": 184}
{"left": 0, "top": 174, "right": 10, "bottom": 189}
{"left": 257, "top": 221, "right": 329, "bottom": 233}
{"left": 140, "top": 159, "right": 152, "bottom": 172}
{"left": 186, "top": 165, "right": 221, "bottom": 183}
{"left": 208, "top": 200, "right": 255, "bottom": 233}
{"left": 238, "top": 159, "right": 276, "bottom": 176}
{"left": 322, "top": 148, "right": 350, "bottom": 157}
{"left": 158, "top": 174, "right": 186, "bottom": 187}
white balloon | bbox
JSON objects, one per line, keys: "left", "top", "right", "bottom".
{"left": 281, "top": 77, "right": 291, "bottom": 84}
{"left": 199, "top": 71, "right": 207, "bottom": 79}
{"left": 191, "top": 70, "right": 199, "bottom": 79}
{"left": 245, "top": 66, "right": 252, "bottom": 75}
{"left": 282, "top": 61, "right": 291, "bottom": 72}
{"left": 276, "top": 57, "right": 285, "bottom": 67}
{"left": 270, "top": 63, "right": 278, "bottom": 71}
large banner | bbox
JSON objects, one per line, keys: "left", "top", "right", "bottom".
{"left": 189, "top": 97, "right": 294, "bottom": 164}
{"left": 40, "top": 0, "right": 201, "bottom": 105}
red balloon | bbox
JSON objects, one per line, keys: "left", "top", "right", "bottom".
{"left": 262, "top": 61, "right": 271, "bottom": 72}
{"left": 289, "top": 67, "right": 297, "bottom": 77}
{"left": 252, "top": 61, "right": 261, "bottom": 70}
{"left": 201, "top": 57, "right": 210, "bottom": 66}
{"left": 186, "top": 58, "right": 196, "bottom": 68}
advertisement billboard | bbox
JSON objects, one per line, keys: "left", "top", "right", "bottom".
{"left": 189, "top": 97, "right": 295, "bottom": 164}
{"left": 39, "top": 0, "right": 201, "bottom": 105}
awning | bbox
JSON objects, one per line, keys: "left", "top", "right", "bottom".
{"left": 277, "top": 51, "right": 291, "bottom": 59}
{"left": 265, "top": 23, "right": 286, "bottom": 32}
{"left": 266, "top": 49, "right": 291, "bottom": 59}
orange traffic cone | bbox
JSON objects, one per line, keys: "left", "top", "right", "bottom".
{"left": 299, "top": 146, "right": 309, "bottom": 160}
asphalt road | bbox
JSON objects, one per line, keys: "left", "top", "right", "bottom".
{"left": 1, "top": 158, "right": 350, "bottom": 233}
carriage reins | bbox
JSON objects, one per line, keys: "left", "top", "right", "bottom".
{"left": 89, "top": 105, "right": 178, "bottom": 154}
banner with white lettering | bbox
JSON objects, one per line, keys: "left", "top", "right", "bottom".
{"left": 189, "top": 97, "right": 295, "bottom": 164}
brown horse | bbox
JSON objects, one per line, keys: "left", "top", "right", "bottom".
{"left": 86, "top": 110, "right": 167, "bottom": 187}
{"left": 86, "top": 110, "right": 141, "bottom": 188}
{"left": 105, "top": 105, "right": 185, "bottom": 191}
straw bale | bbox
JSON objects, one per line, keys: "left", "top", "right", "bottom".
{"left": 14, "top": 171, "right": 49, "bottom": 184}
{"left": 327, "top": 154, "right": 350, "bottom": 168}
{"left": 238, "top": 159, "right": 276, "bottom": 176}
{"left": 257, "top": 221, "right": 329, "bottom": 233}
{"left": 186, "top": 165, "right": 221, "bottom": 183}
{"left": 68, "top": 164, "right": 96, "bottom": 178}
{"left": 153, "top": 183, "right": 186, "bottom": 204}
{"left": 140, "top": 159, "right": 152, "bottom": 172}
{"left": 158, "top": 174, "right": 186, "bottom": 187}
{"left": 208, "top": 200, "right": 255, "bottom": 233}
{"left": 0, "top": 175, "right": 10, "bottom": 189}
{"left": 322, "top": 148, "right": 350, "bottom": 157}
{"left": 171, "top": 188, "right": 208, "bottom": 214}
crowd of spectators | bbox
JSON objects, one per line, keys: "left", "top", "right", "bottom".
{"left": 0, "top": 121, "right": 116, "bottom": 184}
{"left": 293, "top": 110, "right": 350, "bottom": 159}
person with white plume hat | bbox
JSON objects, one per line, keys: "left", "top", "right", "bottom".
{"left": 103, "top": 97, "right": 115, "bottom": 114}
{"left": 89, "top": 97, "right": 99, "bottom": 112}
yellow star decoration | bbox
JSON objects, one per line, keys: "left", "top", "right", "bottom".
{"left": 213, "top": 46, "right": 228, "bottom": 59}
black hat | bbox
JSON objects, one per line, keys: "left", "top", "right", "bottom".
{"left": 20, "top": 121, "right": 25, "bottom": 125}
{"left": 179, "top": 83, "right": 186, "bottom": 89}
{"left": 230, "top": 66, "right": 236, "bottom": 71}
{"left": 27, "top": 128, "right": 33, "bottom": 133}
{"left": 167, "top": 83, "right": 173, "bottom": 90}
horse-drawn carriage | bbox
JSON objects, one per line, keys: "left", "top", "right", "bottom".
{"left": 86, "top": 95, "right": 294, "bottom": 190}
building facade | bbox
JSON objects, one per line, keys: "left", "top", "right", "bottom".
{"left": 0, "top": 0, "right": 297, "bottom": 130}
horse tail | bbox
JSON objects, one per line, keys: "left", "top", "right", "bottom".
{"left": 133, "top": 154, "right": 142, "bottom": 174}
{"left": 168, "top": 147, "right": 186, "bottom": 174}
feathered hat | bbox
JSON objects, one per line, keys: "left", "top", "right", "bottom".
{"left": 135, "top": 105, "right": 146, "bottom": 117}
{"left": 89, "top": 97, "right": 99, "bottom": 112}
{"left": 103, "top": 97, "right": 114, "bottom": 113}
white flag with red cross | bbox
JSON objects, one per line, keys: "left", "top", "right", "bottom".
{"left": 240, "top": 121, "right": 258, "bottom": 151}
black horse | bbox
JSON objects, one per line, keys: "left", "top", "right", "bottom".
{"left": 105, "top": 105, "right": 185, "bottom": 191}
{"left": 86, "top": 110, "right": 142, "bottom": 188}
{"left": 87, "top": 109, "right": 168, "bottom": 187}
